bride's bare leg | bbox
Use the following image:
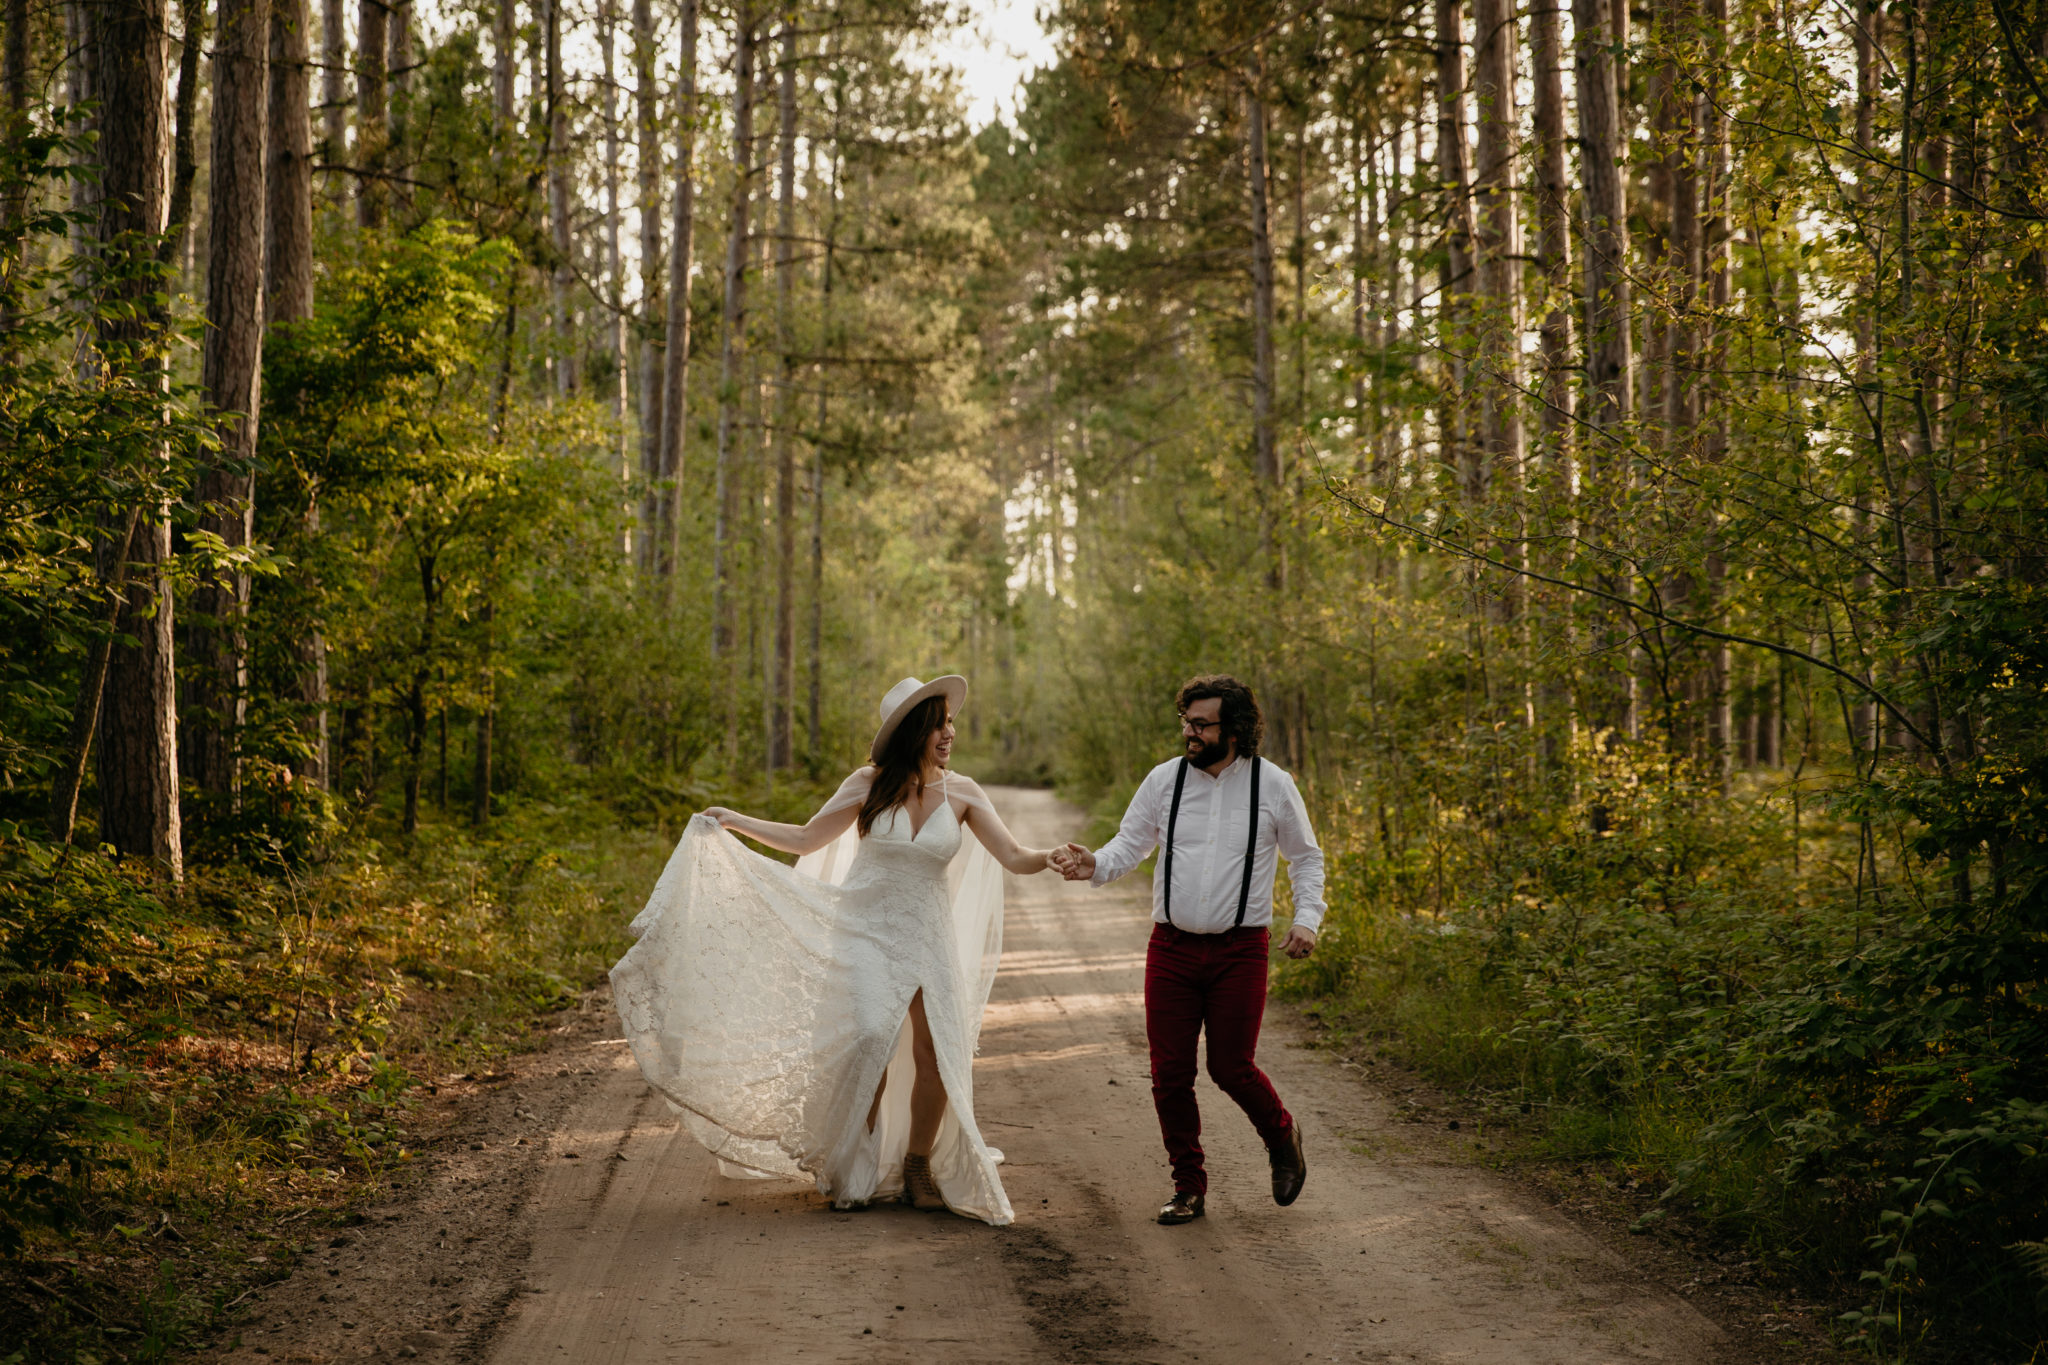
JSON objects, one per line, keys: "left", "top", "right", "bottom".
{"left": 905, "top": 989, "right": 949, "bottom": 1157}
{"left": 865, "top": 1069, "right": 887, "bottom": 1133}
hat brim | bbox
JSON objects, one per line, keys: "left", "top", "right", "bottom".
{"left": 870, "top": 675, "right": 968, "bottom": 760}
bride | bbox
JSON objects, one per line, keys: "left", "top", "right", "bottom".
{"left": 609, "top": 675, "right": 1055, "bottom": 1225}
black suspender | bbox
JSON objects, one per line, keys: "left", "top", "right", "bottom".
{"left": 1161, "top": 756, "right": 1263, "bottom": 930}
{"left": 1237, "top": 755, "right": 1262, "bottom": 926}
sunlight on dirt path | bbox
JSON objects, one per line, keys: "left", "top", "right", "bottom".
{"left": 473, "top": 786, "right": 1726, "bottom": 1365}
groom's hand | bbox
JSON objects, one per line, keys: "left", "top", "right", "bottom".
{"left": 1051, "top": 843, "right": 1095, "bottom": 881}
{"left": 1280, "top": 926, "right": 1317, "bottom": 959}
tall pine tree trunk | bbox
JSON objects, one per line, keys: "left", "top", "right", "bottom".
{"left": 631, "top": 0, "right": 662, "bottom": 574}
{"left": 1435, "top": 0, "right": 1476, "bottom": 497}
{"left": 386, "top": 0, "right": 411, "bottom": 216}
{"left": 1530, "top": 0, "right": 1574, "bottom": 470}
{"left": 492, "top": 0, "right": 514, "bottom": 129}
{"left": 655, "top": 0, "right": 699, "bottom": 593}
{"left": 1473, "top": 0, "right": 1524, "bottom": 493}
{"left": 1246, "top": 76, "right": 1280, "bottom": 591}
{"left": 354, "top": 0, "right": 385, "bottom": 226}
{"left": 769, "top": 19, "right": 798, "bottom": 769}
{"left": 92, "top": 0, "right": 182, "bottom": 878}
{"left": 194, "top": 0, "right": 272, "bottom": 804}
{"left": 322, "top": 0, "right": 347, "bottom": 173}
{"left": 711, "top": 0, "right": 754, "bottom": 661}
{"left": 1575, "top": 0, "right": 1633, "bottom": 436}
{"left": 545, "top": 0, "right": 573, "bottom": 394}
{"left": 601, "top": 0, "right": 630, "bottom": 557}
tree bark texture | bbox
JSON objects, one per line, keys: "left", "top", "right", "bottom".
{"left": 1530, "top": 0, "right": 1574, "bottom": 469}
{"left": 194, "top": 0, "right": 272, "bottom": 801}
{"left": 267, "top": 0, "right": 314, "bottom": 324}
{"left": 769, "top": 19, "right": 797, "bottom": 769}
{"left": 545, "top": 0, "right": 573, "bottom": 394}
{"left": 1246, "top": 80, "right": 1281, "bottom": 591}
{"left": 1574, "top": 0, "right": 1633, "bottom": 436}
{"left": 165, "top": 0, "right": 205, "bottom": 261}
{"left": 492, "top": 0, "right": 514, "bottom": 129}
{"left": 654, "top": 0, "right": 699, "bottom": 591}
{"left": 322, "top": 0, "right": 347, "bottom": 163}
{"left": 386, "top": 0, "right": 411, "bottom": 214}
{"left": 91, "top": 0, "right": 182, "bottom": 877}
{"left": 1472, "top": 0, "right": 1524, "bottom": 494}
{"left": 601, "top": 0, "right": 630, "bottom": 558}
{"left": 355, "top": 0, "right": 386, "bottom": 226}
{"left": 711, "top": 0, "right": 754, "bottom": 660}
{"left": 1435, "top": 0, "right": 1476, "bottom": 497}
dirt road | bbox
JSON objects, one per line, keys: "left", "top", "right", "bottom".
{"left": 215, "top": 786, "right": 1737, "bottom": 1364}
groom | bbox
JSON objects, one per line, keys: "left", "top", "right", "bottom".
{"left": 1050, "top": 675, "right": 1324, "bottom": 1225}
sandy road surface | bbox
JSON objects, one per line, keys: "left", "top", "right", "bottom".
{"left": 472, "top": 786, "right": 1725, "bottom": 1365}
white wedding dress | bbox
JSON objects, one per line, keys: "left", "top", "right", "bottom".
{"left": 609, "top": 768, "right": 1014, "bottom": 1225}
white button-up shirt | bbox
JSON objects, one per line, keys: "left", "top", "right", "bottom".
{"left": 1090, "top": 755, "right": 1327, "bottom": 935}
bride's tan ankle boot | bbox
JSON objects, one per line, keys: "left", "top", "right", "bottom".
{"left": 902, "top": 1153, "right": 946, "bottom": 1212}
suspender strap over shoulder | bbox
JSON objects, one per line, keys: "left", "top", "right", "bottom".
{"left": 1235, "top": 757, "right": 1262, "bottom": 928}
{"left": 1160, "top": 756, "right": 1263, "bottom": 931}
{"left": 1161, "top": 758, "right": 1190, "bottom": 927}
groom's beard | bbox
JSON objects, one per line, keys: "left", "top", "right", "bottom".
{"left": 1186, "top": 736, "right": 1231, "bottom": 768}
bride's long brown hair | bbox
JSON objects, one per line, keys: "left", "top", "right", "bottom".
{"left": 859, "top": 694, "right": 949, "bottom": 836}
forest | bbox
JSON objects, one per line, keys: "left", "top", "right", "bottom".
{"left": 0, "top": 0, "right": 2044, "bottom": 1355}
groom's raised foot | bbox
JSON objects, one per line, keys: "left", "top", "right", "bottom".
{"left": 1269, "top": 1121, "right": 1306, "bottom": 1206}
{"left": 1156, "top": 1190, "right": 1205, "bottom": 1225}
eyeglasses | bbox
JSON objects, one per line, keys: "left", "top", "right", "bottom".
{"left": 1178, "top": 715, "right": 1223, "bottom": 734}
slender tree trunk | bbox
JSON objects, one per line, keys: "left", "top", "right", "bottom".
{"left": 91, "top": 0, "right": 182, "bottom": 878}
{"left": 2, "top": 0, "right": 24, "bottom": 288}
{"left": 268, "top": 0, "right": 314, "bottom": 325}
{"left": 48, "top": 510, "right": 143, "bottom": 842}
{"left": 808, "top": 108, "right": 839, "bottom": 759}
{"left": 545, "top": 0, "right": 573, "bottom": 395}
{"left": 1246, "top": 76, "right": 1281, "bottom": 591}
{"left": 323, "top": 0, "right": 347, "bottom": 167}
{"left": 194, "top": 0, "right": 272, "bottom": 804}
{"left": 1436, "top": 0, "right": 1477, "bottom": 497}
{"left": 272, "top": 0, "right": 320, "bottom": 787}
{"left": 1531, "top": 0, "right": 1574, "bottom": 471}
{"left": 164, "top": 0, "right": 205, "bottom": 261}
{"left": 492, "top": 0, "right": 514, "bottom": 130}
{"left": 386, "top": 0, "right": 411, "bottom": 215}
{"left": 1575, "top": 0, "right": 1633, "bottom": 437}
{"left": 601, "top": 0, "right": 630, "bottom": 557}
{"left": 1473, "top": 0, "right": 1524, "bottom": 497}
{"left": 769, "top": 19, "right": 797, "bottom": 768}
{"left": 354, "top": 0, "right": 386, "bottom": 226}
{"left": 630, "top": 0, "right": 660, "bottom": 570}
{"left": 655, "top": 0, "right": 699, "bottom": 592}
{"left": 711, "top": 0, "right": 754, "bottom": 660}
{"left": 1658, "top": 0, "right": 1699, "bottom": 435}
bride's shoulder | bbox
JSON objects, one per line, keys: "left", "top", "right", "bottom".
{"left": 944, "top": 769, "right": 992, "bottom": 801}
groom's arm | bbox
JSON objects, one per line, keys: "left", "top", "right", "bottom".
{"left": 1273, "top": 771, "right": 1327, "bottom": 957}
{"left": 1078, "top": 769, "right": 1166, "bottom": 886}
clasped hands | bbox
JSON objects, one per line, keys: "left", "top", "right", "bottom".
{"left": 1046, "top": 842, "right": 1095, "bottom": 881}
{"left": 1045, "top": 842, "right": 1316, "bottom": 959}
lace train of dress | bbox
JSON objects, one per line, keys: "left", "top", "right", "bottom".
{"left": 609, "top": 771, "right": 1013, "bottom": 1225}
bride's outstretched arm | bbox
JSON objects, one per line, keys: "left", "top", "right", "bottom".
{"left": 701, "top": 767, "right": 873, "bottom": 855}
{"left": 953, "top": 779, "right": 1052, "bottom": 875}
{"left": 700, "top": 802, "right": 858, "bottom": 855}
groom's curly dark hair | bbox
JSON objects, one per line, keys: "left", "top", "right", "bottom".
{"left": 1175, "top": 674, "right": 1264, "bottom": 757}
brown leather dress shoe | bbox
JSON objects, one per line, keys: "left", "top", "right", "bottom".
{"left": 902, "top": 1153, "right": 947, "bottom": 1212}
{"left": 1157, "top": 1190, "right": 1205, "bottom": 1225}
{"left": 1270, "top": 1122, "right": 1306, "bottom": 1206}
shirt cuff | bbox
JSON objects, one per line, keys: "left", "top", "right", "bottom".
{"left": 1289, "top": 906, "right": 1325, "bottom": 936}
{"left": 1088, "top": 857, "right": 1118, "bottom": 888}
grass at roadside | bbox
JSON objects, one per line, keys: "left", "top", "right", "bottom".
{"left": 0, "top": 777, "right": 818, "bottom": 1364}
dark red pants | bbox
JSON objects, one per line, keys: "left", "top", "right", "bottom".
{"left": 1144, "top": 923, "right": 1294, "bottom": 1196}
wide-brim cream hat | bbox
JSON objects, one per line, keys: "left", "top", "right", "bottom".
{"left": 870, "top": 675, "right": 967, "bottom": 761}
